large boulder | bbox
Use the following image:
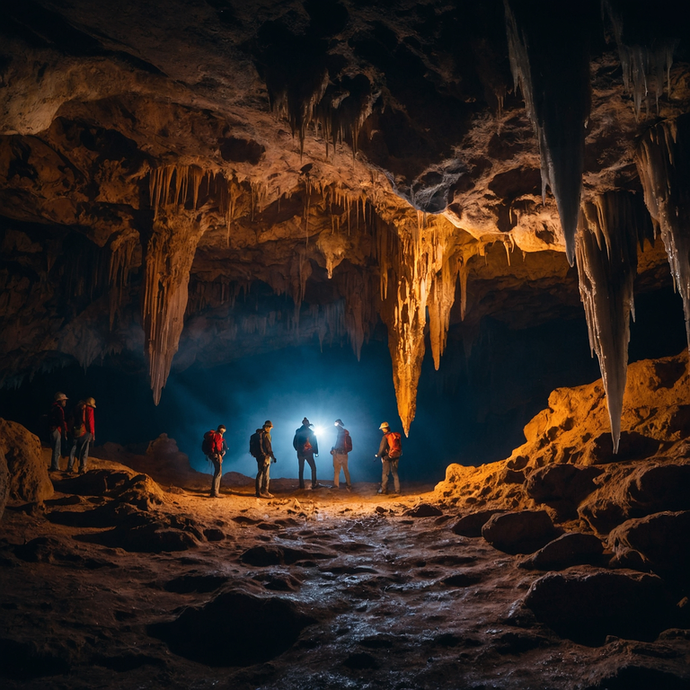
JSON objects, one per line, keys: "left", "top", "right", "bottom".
{"left": 525, "top": 464, "right": 602, "bottom": 519}
{"left": 481, "top": 510, "right": 559, "bottom": 554}
{"left": 521, "top": 532, "right": 604, "bottom": 570}
{"left": 451, "top": 509, "right": 504, "bottom": 537}
{"left": 524, "top": 569, "right": 677, "bottom": 646}
{"left": 148, "top": 589, "right": 317, "bottom": 666}
{"left": 608, "top": 511, "right": 690, "bottom": 585}
{"left": 0, "top": 418, "right": 53, "bottom": 505}
{"left": 579, "top": 462, "right": 690, "bottom": 534}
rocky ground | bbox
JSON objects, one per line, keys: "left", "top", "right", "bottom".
{"left": 2, "top": 354, "right": 690, "bottom": 689}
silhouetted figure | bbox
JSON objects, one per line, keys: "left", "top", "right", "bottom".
{"left": 376, "top": 422, "right": 402, "bottom": 495}
{"left": 203, "top": 425, "right": 227, "bottom": 497}
{"left": 49, "top": 392, "right": 68, "bottom": 471}
{"left": 293, "top": 417, "right": 319, "bottom": 489}
{"left": 251, "top": 420, "right": 275, "bottom": 498}
{"left": 68, "top": 397, "right": 96, "bottom": 473}
{"left": 331, "top": 418, "right": 352, "bottom": 491}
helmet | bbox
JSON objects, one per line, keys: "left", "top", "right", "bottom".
{"left": 302, "top": 417, "right": 310, "bottom": 426}
{"left": 264, "top": 420, "right": 273, "bottom": 429}
{"left": 379, "top": 422, "right": 390, "bottom": 430}
{"left": 217, "top": 424, "right": 226, "bottom": 432}
{"left": 334, "top": 419, "right": 344, "bottom": 427}
{"left": 85, "top": 397, "right": 96, "bottom": 408}
{"left": 54, "top": 392, "right": 68, "bottom": 402}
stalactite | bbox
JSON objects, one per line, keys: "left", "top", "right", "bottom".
{"left": 504, "top": 0, "right": 593, "bottom": 265}
{"left": 108, "top": 232, "right": 138, "bottom": 329}
{"left": 603, "top": 0, "right": 678, "bottom": 117}
{"left": 141, "top": 210, "right": 208, "bottom": 404}
{"left": 378, "top": 216, "right": 458, "bottom": 435}
{"left": 428, "top": 253, "right": 459, "bottom": 371}
{"left": 575, "top": 192, "right": 650, "bottom": 453}
{"left": 636, "top": 115, "right": 690, "bottom": 351}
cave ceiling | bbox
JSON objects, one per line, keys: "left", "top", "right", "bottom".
{"left": 1, "top": 0, "right": 689, "bottom": 437}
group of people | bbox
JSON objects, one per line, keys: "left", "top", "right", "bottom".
{"left": 48, "top": 392, "right": 96, "bottom": 474}
{"left": 203, "top": 417, "right": 403, "bottom": 498}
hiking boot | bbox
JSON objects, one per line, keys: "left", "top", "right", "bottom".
{"left": 377, "top": 488, "right": 387, "bottom": 495}
{"left": 260, "top": 492, "right": 274, "bottom": 499}
{"left": 346, "top": 485, "right": 352, "bottom": 492}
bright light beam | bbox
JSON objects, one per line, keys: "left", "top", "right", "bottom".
{"left": 313, "top": 425, "right": 325, "bottom": 437}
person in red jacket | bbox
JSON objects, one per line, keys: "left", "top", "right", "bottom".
{"left": 376, "top": 422, "right": 402, "bottom": 495}
{"left": 49, "top": 392, "right": 69, "bottom": 471}
{"left": 68, "top": 397, "right": 96, "bottom": 474}
{"left": 207, "top": 425, "right": 227, "bottom": 497}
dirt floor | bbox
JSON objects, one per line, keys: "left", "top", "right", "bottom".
{"left": 1, "top": 452, "right": 689, "bottom": 690}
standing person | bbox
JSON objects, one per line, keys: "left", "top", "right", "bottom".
{"left": 375, "top": 422, "right": 402, "bottom": 495}
{"left": 203, "top": 425, "right": 227, "bottom": 498}
{"left": 49, "top": 392, "right": 69, "bottom": 472}
{"left": 331, "top": 418, "right": 352, "bottom": 491}
{"left": 67, "top": 397, "right": 96, "bottom": 473}
{"left": 293, "top": 417, "right": 319, "bottom": 490}
{"left": 251, "top": 420, "right": 276, "bottom": 498}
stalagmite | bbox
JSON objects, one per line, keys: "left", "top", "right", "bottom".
{"left": 636, "top": 116, "right": 690, "bottom": 350}
{"left": 575, "top": 192, "right": 650, "bottom": 453}
{"left": 504, "top": 0, "right": 593, "bottom": 265}
{"left": 142, "top": 210, "right": 208, "bottom": 404}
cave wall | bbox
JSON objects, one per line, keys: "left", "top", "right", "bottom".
{"left": 1, "top": 0, "right": 689, "bottom": 440}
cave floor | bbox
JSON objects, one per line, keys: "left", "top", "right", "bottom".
{"left": 1, "top": 460, "right": 689, "bottom": 689}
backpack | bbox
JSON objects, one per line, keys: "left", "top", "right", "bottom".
{"left": 249, "top": 430, "right": 263, "bottom": 458}
{"left": 342, "top": 430, "right": 353, "bottom": 453}
{"left": 72, "top": 404, "right": 86, "bottom": 438}
{"left": 302, "top": 437, "right": 312, "bottom": 453}
{"left": 202, "top": 430, "right": 217, "bottom": 456}
{"left": 386, "top": 431, "right": 402, "bottom": 458}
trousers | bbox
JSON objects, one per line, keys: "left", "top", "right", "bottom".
{"left": 332, "top": 451, "right": 351, "bottom": 488}
{"left": 68, "top": 432, "right": 92, "bottom": 472}
{"left": 381, "top": 457, "right": 400, "bottom": 494}
{"left": 298, "top": 452, "right": 317, "bottom": 489}
{"left": 209, "top": 454, "right": 222, "bottom": 496}
{"left": 256, "top": 457, "right": 271, "bottom": 496}
{"left": 50, "top": 428, "right": 63, "bottom": 471}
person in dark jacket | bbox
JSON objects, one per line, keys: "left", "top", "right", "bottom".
{"left": 68, "top": 396, "right": 96, "bottom": 474}
{"left": 293, "top": 417, "right": 319, "bottom": 490}
{"left": 207, "top": 425, "right": 227, "bottom": 497}
{"left": 255, "top": 420, "right": 276, "bottom": 498}
{"left": 49, "top": 392, "right": 69, "bottom": 471}
{"left": 331, "top": 418, "right": 352, "bottom": 491}
{"left": 376, "top": 421, "right": 401, "bottom": 495}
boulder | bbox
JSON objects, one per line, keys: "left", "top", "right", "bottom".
{"left": 524, "top": 569, "right": 676, "bottom": 646}
{"left": 625, "top": 464, "right": 690, "bottom": 515}
{"left": 0, "top": 451, "right": 8, "bottom": 523}
{"left": 148, "top": 589, "right": 316, "bottom": 666}
{"left": 608, "top": 511, "right": 690, "bottom": 584}
{"left": 0, "top": 419, "right": 53, "bottom": 504}
{"left": 525, "top": 464, "right": 602, "bottom": 519}
{"left": 482, "top": 510, "right": 559, "bottom": 554}
{"left": 521, "top": 532, "right": 604, "bottom": 570}
{"left": 580, "top": 431, "right": 661, "bottom": 465}
{"left": 404, "top": 503, "right": 443, "bottom": 518}
{"left": 240, "top": 544, "right": 336, "bottom": 566}
{"left": 451, "top": 509, "right": 504, "bottom": 537}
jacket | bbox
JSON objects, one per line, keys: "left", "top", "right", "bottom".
{"left": 49, "top": 402, "right": 68, "bottom": 436}
{"left": 293, "top": 425, "right": 318, "bottom": 455}
{"left": 261, "top": 430, "right": 275, "bottom": 460}
{"left": 84, "top": 405, "right": 95, "bottom": 436}
{"left": 333, "top": 427, "right": 351, "bottom": 453}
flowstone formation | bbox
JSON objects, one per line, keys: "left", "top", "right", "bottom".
{"left": 1, "top": 0, "right": 690, "bottom": 439}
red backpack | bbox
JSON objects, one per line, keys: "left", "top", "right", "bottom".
{"left": 342, "top": 430, "right": 353, "bottom": 453}
{"left": 386, "top": 432, "right": 402, "bottom": 458}
{"left": 202, "top": 430, "right": 218, "bottom": 456}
